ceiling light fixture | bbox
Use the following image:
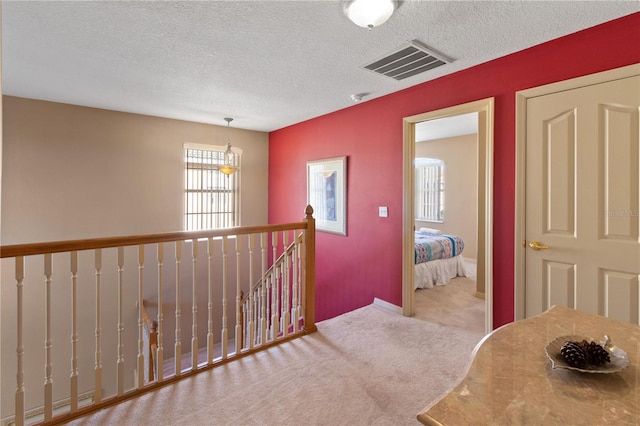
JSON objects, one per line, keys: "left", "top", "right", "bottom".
{"left": 344, "top": 0, "right": 397, "bottom": 30}
{"left": 219, "top": 117, "right": 239, "bottom": 176}
{"left": 350, "top": 92, "right": 369, "bottom": 103}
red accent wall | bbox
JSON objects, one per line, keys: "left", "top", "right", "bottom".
{"left": 269, "top": 13, "right": 640, "bottom": 327}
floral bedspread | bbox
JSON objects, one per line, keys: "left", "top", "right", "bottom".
{"left": 414, "top": 232, "right": 465, "bottom": 264}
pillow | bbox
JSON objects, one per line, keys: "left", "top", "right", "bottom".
{"left": 419, "top": 227, "right": 442, "bottom": 235}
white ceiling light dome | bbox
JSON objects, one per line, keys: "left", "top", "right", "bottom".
{"left": 344, "top": 0, "right": 397, "bottom": 30}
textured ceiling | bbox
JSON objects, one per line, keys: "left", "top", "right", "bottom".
{"left": 416, "top": 113, "right": 477, "bottom": 142}
{"left": 2, "top": 1, "right": 638, "bottom": 132}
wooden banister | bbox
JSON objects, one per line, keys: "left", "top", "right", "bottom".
{"left": 303, "top": 205, "right": 316, "bottom": 333}
{"left": 1, "top": 206, "right": 316, "bottom": 426}
{"left": 0, "top": 222, "right": 309, "bottom": 259}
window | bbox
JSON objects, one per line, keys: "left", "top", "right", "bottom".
{"left": 184, "top": 143, "right": 241, "bottom": 230}
{"left": 415, "top": 158, "right": 444, "bottom": 222}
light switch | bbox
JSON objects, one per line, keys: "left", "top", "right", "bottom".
{"left": 379, "top": 206, "right": 388, "bottom": 217}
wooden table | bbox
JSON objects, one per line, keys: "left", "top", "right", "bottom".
{"left": 417, "top": 305, "right": 639, "bottom": 425}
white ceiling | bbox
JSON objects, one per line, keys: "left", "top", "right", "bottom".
{"left": 2, "top": 1, "right": 638, "bottom": 133}
{"left": 415, "top": 112, "right": 477, "bottom": 142}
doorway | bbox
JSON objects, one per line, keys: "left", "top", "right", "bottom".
{"left": 402, "top": 98, "right": 495, "bottom": 334}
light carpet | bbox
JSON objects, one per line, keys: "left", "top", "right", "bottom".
{"left": 70, "top": 276, "right": 484, "bottom": 425}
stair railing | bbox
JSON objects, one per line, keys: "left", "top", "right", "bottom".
{"left": 239, "top": 231, "right": 303, "bottom": 348}
{"left": 0, "top": 206, "right": 315, "bottom": 426}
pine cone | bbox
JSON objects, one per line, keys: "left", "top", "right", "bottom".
{"left": 580, "top": 340, "right": 611, "bottom": 366}
{"left": 560, "top": 341, "right": 587, "bottom": 368}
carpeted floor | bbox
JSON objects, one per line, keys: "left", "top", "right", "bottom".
{"left": 70, "top": 269, "right": 485, "bottom": 425}
{"left": 414, "top": 261, "right": 485, "bottom": 335}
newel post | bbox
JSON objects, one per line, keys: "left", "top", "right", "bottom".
{"left": 303, "top": 205, "right": 317, "bottom": 333}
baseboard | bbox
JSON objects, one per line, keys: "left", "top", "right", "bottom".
{"left": 2, "top": 390, "right": 96, "bottom": 426}
{"left": 373, "top": 297, "right": 402, "bottom": 314}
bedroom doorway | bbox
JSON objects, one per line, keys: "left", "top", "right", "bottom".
{"left": 402, "top": 98, "right": 494, "bottom": 334}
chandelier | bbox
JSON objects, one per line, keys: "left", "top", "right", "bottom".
{"left": 219, "top": 117, "right": 239, "bottom": 176}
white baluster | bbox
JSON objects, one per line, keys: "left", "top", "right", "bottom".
{"left": 221, "top": 236, "right": 228, "bottom": 359}
{"left": 235, "top": 236, "right": 242, "bottom": 354}
{"left": 156, "top": 243, "right": 164, "bottom": 381}
{"left": 265, "top": 275, "right": 271, "bottom": 344}
{"left": 278, "top": 275, "right": 283, "bottom": 337}
{"left": 248, "top": 234, "right": 255, "bottom": 349}
{"left": 191, "top": 239, "right": 198, "bottom": 371}
{"left": 15, "top": 257, "right": 25, "bottom": 426}
{"left": 137, "top": 245, "right": 145, "bottom": 389}
{"left": 260, "top": 233, "right": 268, "bottom": 345}
{"left": 242, "top": 299, "right": 248, "bottom": 349}
{"left": 252, "top": 295, "right": 259, "bottom": 346}
{"left": 271, "top": 233, "right": 279, "bottom": 340}
{"left": 269, "top": 274, "right": 275, "bottom": 341}
{"left": 300, "top": 231, "right": 307, "bottom": 325}
{"left": 44, "top": 253, "right": 53, "bottom": 420}
{"left": 252, "top": 293, "right": 258, "bottom": 348}
{"left": 117, "top": 247, "right": 125, "bottom": 396}
{"left": 70, "top": 251, "right": 79, "bottom": 411}
{"left": 206, "top": 238, "right": 215, "bottom": 364}
{"left": 94, "top": 249, "right": 103, "bottom": 402}
{"left": 282, "top": 232, "right": 290, "bottom": 337}
{"left": 292, "top": 235, "right": 300, "bottom": 333}
{"left": 175, "top": 241, "right": 182, "bottom": 376}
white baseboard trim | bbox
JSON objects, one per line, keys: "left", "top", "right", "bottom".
{"left": 2, "top": 390, "right": 95, "bottom": 426}
{"left": 373, "top": 297, "right": 403, "bottom": 314}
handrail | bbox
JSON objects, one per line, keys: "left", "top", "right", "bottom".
{"left": 240, "top": 232, "right": 302, "bottom": 305}
{"left": 0, "top": 222, "right": 308, "bottom": 259}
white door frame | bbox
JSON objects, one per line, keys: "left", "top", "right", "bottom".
{"left": 402, "top": 98, "right": 495, "bottom": 334}
{"left": 514, "top": 63, "right": 640, "bottom": 320}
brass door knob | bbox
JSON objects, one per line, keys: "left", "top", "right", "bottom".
{"left": 528, "top": 241, "right": 550, "bottom": 251}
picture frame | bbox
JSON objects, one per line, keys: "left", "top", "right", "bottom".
{"left": 307, "top": 156, "right": 347, "bottom": 235}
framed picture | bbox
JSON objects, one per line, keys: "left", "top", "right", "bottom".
{"left": 307, "top": 156, "right": 347, "bottom": 235}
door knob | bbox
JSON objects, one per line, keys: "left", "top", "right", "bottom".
{"left": 528, "top": 241, "right": 550, "bottom": 251}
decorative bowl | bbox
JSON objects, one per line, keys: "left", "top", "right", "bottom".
{"left": 545, "top": 334, "right": 629, "bottom": 373}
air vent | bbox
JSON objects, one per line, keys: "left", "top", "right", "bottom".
{"left": 363, "top": 40, "right": 451, "bottom": 81}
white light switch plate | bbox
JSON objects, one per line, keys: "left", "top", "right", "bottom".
{"left": 379, "top": 206, "right": 388, "bottom": 217}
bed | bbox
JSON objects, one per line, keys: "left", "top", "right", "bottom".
{"left": 414, "top": 229, "right": 467, "bottom": 289}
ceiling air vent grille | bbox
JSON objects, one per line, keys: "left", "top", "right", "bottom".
{"left": 363, "top": 40, "right": 451, "bottom": 81}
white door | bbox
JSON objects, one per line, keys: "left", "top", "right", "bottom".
{"left": 525, "top": 75, "right": 640, "bottom": 324}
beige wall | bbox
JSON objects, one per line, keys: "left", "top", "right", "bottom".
{"left": 1, "top": 96, "right": 269, "bottom": 244}
{"left": 415, "top": 133, "right": 478, "bottom": 260}
{"left": 1, "top": 96, "right": 269, "bottom": 417}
